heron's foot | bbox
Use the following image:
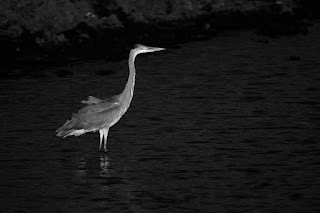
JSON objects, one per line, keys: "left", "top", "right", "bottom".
{"left": 98, "top": 148, "right": 107, "bottom": 152}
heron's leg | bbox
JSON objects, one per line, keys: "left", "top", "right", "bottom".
{"left": 103, "top": 128, "right": 109, "bottom": 152}
{"left": 99, "top": 129, "right": 103, "bottom": 151}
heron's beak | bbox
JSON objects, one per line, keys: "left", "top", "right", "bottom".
{"left": 147, "top": 46, "right": 165, "bottom": 52}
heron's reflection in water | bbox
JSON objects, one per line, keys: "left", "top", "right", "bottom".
{"left": 75, "top": 157, "right": 87, "bottom": 184}
{"left": 99, "top": 154, "right": 113, "bottom": 195}
{"left": 99, "top": 154, "right": 109, "bottom": 178}
{"left": 98, "top": 153, "right": 138, "bottom": 211}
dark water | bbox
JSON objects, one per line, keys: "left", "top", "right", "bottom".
{"left": 1, "top": 23, "right": 320, "bottom": 213}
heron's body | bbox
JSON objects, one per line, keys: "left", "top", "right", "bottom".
{"left": 56, "top": 44, "right": 164, "bottom": 152}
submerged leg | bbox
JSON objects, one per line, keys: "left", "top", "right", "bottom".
{"left": 103, "top": 128, "right": 109, "bottom": 152}
{"left": 99, "top": 129, "right": 103, "bottom": 152}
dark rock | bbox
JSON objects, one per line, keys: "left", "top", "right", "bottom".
{"left": 55, "top": 69, "right": 73, "bottom": 78}
{"left": 251, "top": 38, "right": 269, "bottom": 43}
{"left": 289, "top": 56, "right": 300, "bottom": 61}
{"left": 288, "top": 192, "right": 304, "bottom": 201}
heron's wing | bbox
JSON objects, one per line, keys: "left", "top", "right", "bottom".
{"left": 76, "top": 103, "right": 121, "bottom": 130}
{"left": 57, "top": 95, "right": 121, "bottom": 133}
{"left": 57, "top": 102, "right": 121, "bottom": 135}
{"left": 81, "top": 96, "right": 103, "bottom": 105}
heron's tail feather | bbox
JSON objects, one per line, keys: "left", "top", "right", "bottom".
{"left": 56, "top": 118, "right": 77, "bottom": 138}
{"left": 56, "top": 116, "right": 88, "bottom": 138}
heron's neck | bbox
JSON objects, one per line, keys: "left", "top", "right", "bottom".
{"left": 120, "top": 50, "right": 137, "bottom": 109}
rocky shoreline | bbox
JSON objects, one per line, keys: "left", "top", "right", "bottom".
{"left": 0, "top": 0, "right": 317, "bottom": 71}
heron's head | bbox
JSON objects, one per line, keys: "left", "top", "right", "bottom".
{"left": 133, "top": 44, "right": 165, "bottom": 55}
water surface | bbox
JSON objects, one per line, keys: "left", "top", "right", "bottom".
{"left": 1, "top": 23, "right": 320, "bottom": 212}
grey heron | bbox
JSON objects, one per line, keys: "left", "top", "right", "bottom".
{"left": 56, "top": 44, "right": 165, "bottom": 152}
